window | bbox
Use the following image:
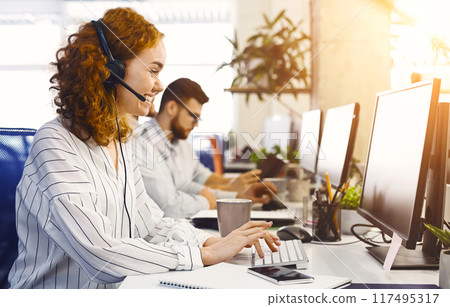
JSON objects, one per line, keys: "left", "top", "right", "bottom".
{"left": 0, "top": 0, "right": 234, "bottom": 134}
{"left": 0, "top": 14, "right": 60, "bottom": 128}
{"left": 391, "top": 0, "right": 450, "bottom": 91}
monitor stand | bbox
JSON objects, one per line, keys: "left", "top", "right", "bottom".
{"left": 366, "top": 246, "right": 439, "bottom": 269}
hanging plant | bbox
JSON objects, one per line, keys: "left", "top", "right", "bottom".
{"left": 218, "top": 10, "right": 311, "bottom": 101}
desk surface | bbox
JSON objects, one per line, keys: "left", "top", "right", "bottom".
{"left": 120, "top": 201, "right": 439, "bottom": 289}
{"left": 120, "top": 231, "right": 439, "bottom": 289}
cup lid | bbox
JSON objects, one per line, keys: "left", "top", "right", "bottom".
{"left": 216, "top": 198, "right": 252, "bottom": 204}
{"left": 263, "top": 177, "right": 286, "bottom": 182}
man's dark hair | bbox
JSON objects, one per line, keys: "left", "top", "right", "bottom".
{"left": 159, "top": 78, "right": 209, "bottom": 111}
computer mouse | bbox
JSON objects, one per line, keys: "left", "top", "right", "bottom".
{"left": 276, "top": 226, "right": 313, "bottom": 243}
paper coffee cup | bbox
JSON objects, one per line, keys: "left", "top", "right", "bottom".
{"left": 217, "top": 199, "right": 252, "bottom": 237}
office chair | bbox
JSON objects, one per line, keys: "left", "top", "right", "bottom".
{"left": 192, "top": 134, "right": 224, "bottom": 174}
{"left": 208, "top": 135, "right": 223, "bottom": 175}
{"left": 0, "top": 128, "right": 36, "bottom": 288}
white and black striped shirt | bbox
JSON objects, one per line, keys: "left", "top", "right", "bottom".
{"left": 8, "top": 117, "right": 210, "bottom": 289}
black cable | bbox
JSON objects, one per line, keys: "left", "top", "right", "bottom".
{"left": 350, "top": 223, "right": 380, "bottom": 247}
{"left": 381, "top": 231, "right": 392, "bottom": 243}
{"left": 110, "top": 85, "right": 132, "bottom": 239}
{"left": 309, "top": 228, "right": 382, "bottom": 246}
{"left": 116, "top": 116, "right": 132, "bottom": 238}
{"left": 444, "top": 219, "right": 450, "bottom": 231}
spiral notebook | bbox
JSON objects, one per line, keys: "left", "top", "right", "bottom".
{"left": 159, "top": 263, "right": 351, "bottom": 289}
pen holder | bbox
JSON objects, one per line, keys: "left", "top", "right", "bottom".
{"left": 312, "top": 201, "right": 341, "bottom": 242}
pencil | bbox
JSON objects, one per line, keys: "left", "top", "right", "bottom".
{"left": 325, "top": 172, "right": 333, "bottom": 203}
{"left": 331, "top": 181, "right": 344, "bottom": 205}
{"left": 335, "top": 180, "right": 349, "bottom": 203}
{"left": 337, "top": 191, "right": 347, "bottom": 204}
{"left": 342, "top": 180, "right": 350, "bottom": 193}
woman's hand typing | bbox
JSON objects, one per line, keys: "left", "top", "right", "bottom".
{"left": 200, "top": 221, "right": 281, "bottom": 266}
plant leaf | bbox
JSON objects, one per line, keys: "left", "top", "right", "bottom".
{"left": 270, "top": 9, "right": 286, "bottom": 28}
{"left": 263, "top": 13, "right": 271, "bottom": 26}
{"left": 424, "top": 223, "right": 450, "bottom": 246}
{"left": 284, "top": 15, "right": 294, "bottom": 27}
{"left": 224, "top": 35, "right": 238, "bottom": 50}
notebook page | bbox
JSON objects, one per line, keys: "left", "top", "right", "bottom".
{"left": 158, "top": 263, "right": 351, "bottom": 289}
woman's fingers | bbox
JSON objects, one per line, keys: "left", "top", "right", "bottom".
{"left": 239, "top": 228, "right": 280, "bottom": 255}
{"left": 271, "top": 233, "right": 281, "bottom": 245}
{"left": 252, "top": 237, "right": 264, "bottom": 258}
{"left": 228, "top": 221, "right": 280, "bottom": 258}
{"left": 264, "top": 233, "right": 280, "bottom": 252}
{"left": 241, "top": 227, "right": 264, "bottom": 237}
{"left": 239, "top": 220, "right": 272, "bottom": 230}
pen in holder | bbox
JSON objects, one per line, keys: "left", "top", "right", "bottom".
{"left": 312, "top": 200, "right": 341, "bottom": 242}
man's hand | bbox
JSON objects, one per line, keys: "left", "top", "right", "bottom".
{"left": 200, "top": 188, "right": 217, "bottom": 209}
{"left": 226, "top": 169, "right": 261, "bottom": 193}
{"left": 200, "top": 221, "right": 280, "bottom": 265}
{"left": 236, "top": 181, "right": 277, "bottom": 204}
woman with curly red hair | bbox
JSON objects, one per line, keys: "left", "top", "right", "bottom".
{"left": 8, "top": 7, "right": 279, "bottom": 289}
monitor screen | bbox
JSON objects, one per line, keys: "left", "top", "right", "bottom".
{"left": 358, "top": 80, "right": 440, "bottom": 249}
{"left": 299, "top": 109, "right": 321, "bottom": 174}
{"left": 316, "top": 103, "right": 359, "bottom": 187}
{"left": 288, "top": 115, "right": 302, "bottom": 156}
{"left": 262, "top": 115, "right": 293, "bottom": 151}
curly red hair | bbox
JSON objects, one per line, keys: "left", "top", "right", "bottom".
{"left": 50, "top": 7, "right": 163, "bottom": 146}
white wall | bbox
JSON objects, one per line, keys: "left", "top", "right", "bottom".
{"left": 232, "top": 0, "right": 312, "bottom": 152}
{"left": 312, "top": 0, "right": 392, "bottom": 162}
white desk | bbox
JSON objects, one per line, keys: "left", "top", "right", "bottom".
{"left": 120, "top": 229, "right": 439, "bottom": 289}
{"left": 120, "top": 199, "right": 439, "bottom": 288}
{"left": 121, "top": 196, "right": 439, "bottom": 289}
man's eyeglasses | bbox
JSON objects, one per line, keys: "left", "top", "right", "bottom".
{"left": 177, "top": 102, "right": 202, "bottom": 124}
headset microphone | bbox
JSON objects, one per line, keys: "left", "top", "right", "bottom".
{"left": 92, "top": 19, "right": 146, "bottom": 102}
{"left": 109, "top": 70, "right": 146, "bottom": 102}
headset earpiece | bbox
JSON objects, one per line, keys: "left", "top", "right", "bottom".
{"left": 104, "top": 59, "right": 126, "bottom": 86}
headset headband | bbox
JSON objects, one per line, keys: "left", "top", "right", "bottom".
{"left": 92, "top": 19, "right": 114, "bottom": 61}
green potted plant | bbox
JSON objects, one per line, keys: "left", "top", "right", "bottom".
{"left": 218, "top": 10, "right": 311, "bottom": 101}
{"left": 340, "top": 186, "right": 369, "bottom": 235}
{"left": 249, "top": 145, "right": 299, "bottom": 166}
{"left": 424, "top": 223, "right": 450, "bottom": 288}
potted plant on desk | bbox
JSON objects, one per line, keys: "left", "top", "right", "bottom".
{"left": 340, "top": 186, "right": 369, "bottom": 235}
{"left": 424, "top": 223, "right": 450, "bottom": 288}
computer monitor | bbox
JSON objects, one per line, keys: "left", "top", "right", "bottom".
{"left": 298, "top": 109, "right": 322, "bottom": 175}
{"left": 358, "top": 79, "right": 445, "bottom": 269}
{"left": 262, "top": 115, "right": 292, "bottom": 151}
{"left": 288, "top": 115, "right": 302, "bottom": 155}
{"left": 316, "top": 103, "right": 359, "bottom": 187}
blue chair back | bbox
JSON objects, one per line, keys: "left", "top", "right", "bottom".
{"left": 192, "top": 134, "right": 224, "bottom": 173}
{"left": 0, "top": 128, "right": 36, "bottom": 288}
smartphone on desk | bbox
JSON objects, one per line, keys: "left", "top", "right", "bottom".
{"left": 248, "top": 266, "right": 314, "bottom": 285}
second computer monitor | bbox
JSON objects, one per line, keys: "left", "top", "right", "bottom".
{"left": 299, "top": 109, "right": 322, "bottom": 174}
{"left": 262, "top": 115, "right": 292, "bottom": 150}
{"left": 316, "top": 103, "right": 359, "bottom": 187}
